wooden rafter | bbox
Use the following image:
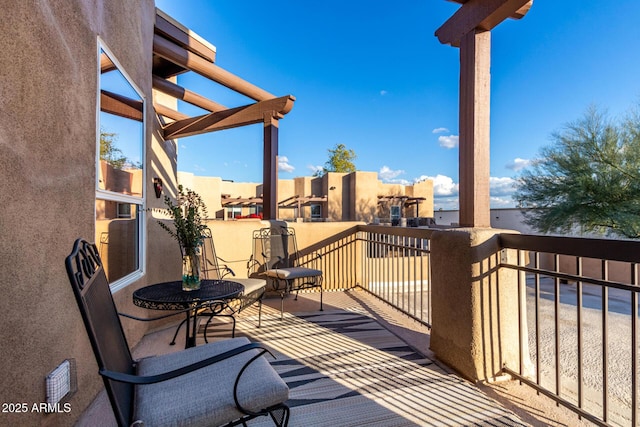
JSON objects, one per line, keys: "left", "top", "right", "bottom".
{"left": 377, "top": 195, "right": 426, "bottom": 207}
{"left": 155, "top": 10, "right": 216, "bottom": 63}
{"left": 279, "top": 195, "right": 327, "bottom": 208}
{"left": 100, "top": 52, "right": 116, "bottom": 73}
{"left": 153, "top": 34, "right": 275, "bottom": 102}
{"left": 100, "top": 90, "right": 143, "bottom": 121}
{"left": 152, "top": 9, "right": 296, "bottom": 220}
{"left": 447, "top": 0, "right": 532, "bottom": 19}
{"left": 222, "top": 196, "right": 263, "bottom": 207}
{"left": 152, "top": 75, "right": 227, "bottom": 113}
{"left": 162, "top": 95, "right": 295, "bottom": 140}
{"left": 153, "top": 103, "right": 189, "bottom": 121}
{"left": 437, "top": 0, "right": 533, "bottom": 46}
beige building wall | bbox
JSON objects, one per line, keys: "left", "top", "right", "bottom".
{"left": 351, "top": 171, "right": 379, "bottom": 222}
{"left": 178, "top": 171, "right": 435, "bottom": 223}
{"left": 0, "top": 2, "right": 182, "bottom": 425}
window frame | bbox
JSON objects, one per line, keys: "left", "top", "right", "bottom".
{"left": 96, "top": 39, "right": 147, "bottom": 293}
{"left": 390, "top": 205, "right": 401, "bottom": 220}
{"left": 310, "top": 203, "right": 322, "bottom": 219}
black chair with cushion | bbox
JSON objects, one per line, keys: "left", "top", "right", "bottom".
{"left": 250, "top": 226, "right": 323, "bottom": 320}
{"left": 170, "top": 227, "right": 267, "bottom": 345}
{"left": 66, "top": 238, "right": 289, "bottom": 427}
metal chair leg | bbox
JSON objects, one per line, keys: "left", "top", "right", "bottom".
{"left": 169, "top": 318, "right": 188, "bottom": 345}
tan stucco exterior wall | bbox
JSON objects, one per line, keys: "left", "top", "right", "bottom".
{"left": 0, "top": 2, "right": 182, "bottom": 425}
{"left": 429, "top": 228, "right": 531, "bottom": 382}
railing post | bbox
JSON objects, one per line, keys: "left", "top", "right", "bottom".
{"left": 430, "top": 227, "right": 531, "bottom": 382}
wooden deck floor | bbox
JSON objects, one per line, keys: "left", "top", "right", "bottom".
{"left": 78, "top": 290, "right": 586, "bottom": 426}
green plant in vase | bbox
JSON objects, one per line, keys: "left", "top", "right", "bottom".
{"left": 159, "top": 185, "right": 208, "bottom": 291}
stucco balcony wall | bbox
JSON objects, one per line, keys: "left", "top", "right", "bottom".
{"left": 430, "top": 227, "right": 531, "bottom": 382}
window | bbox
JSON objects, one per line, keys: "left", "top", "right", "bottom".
{"left": 310, "top": 204, "right": 322, "bottom": 219}
{"left": 390, "top": 205, "right": 401, "bottom": 220}
{"left": 226, "top": 206, "right": 242, "bottom": 219}
{"left": 249, "top": 205, "right": 262, "bottom": 215}
{"left": 97, "top": 42, "right": 145, "bottom": 291}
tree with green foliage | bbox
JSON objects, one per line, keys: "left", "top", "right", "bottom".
{"left": 100, "top": 129, "right": 128, "bottom": 169}
{"left": 514, "top": 105, "right": 640, "bottom": 239}
{"left": 315, "top": 143, "right": 357, "bottom": 176}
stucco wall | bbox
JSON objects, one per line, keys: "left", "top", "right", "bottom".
{"left": 0, "top": 1, "right": 180, "bottom": 425}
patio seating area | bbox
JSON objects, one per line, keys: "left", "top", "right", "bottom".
{"left": 77, "top": 289, "right": 594, "bottom": 426}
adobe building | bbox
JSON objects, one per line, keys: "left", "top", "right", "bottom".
{"left": 0, "top": 3, "right": 299, "bottom": 425}
{"left": 0, "top": 1, "right": 537, "bottom": 425}
{"left": 178, "top": 171, "right": 434, "bottom": 223}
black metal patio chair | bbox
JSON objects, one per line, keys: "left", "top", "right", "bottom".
{"left": 250, "top": 226, "right": 323, "bottom": 319}
{"left": 66, "top": 238, "right": 289, "bottom": 427}
{"left": 169, "top": 227, "right": 266, "bottom": 345}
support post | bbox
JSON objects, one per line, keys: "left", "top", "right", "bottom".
{"left": 459, "top": 30, "right": 491, "bottom": 227}
{"left": 263, "top": 115, "right": 279, "bottom": 220}
{"left": 430, "top": 228, "right": 532, "bottom": 381}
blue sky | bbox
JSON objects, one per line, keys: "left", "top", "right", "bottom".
{"left": 155, "top": 0, "right": 640, "bottom": 210}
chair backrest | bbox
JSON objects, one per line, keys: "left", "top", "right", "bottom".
{"left": 200, "top": 227, "right": 232, "bottom": 279}
{"left": 65, "top": 239, "right": 134, "bottom": 427}
{"left": 251, "top": 226, "right": 299, "bottom": 272}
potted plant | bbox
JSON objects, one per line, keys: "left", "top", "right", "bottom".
{"left": 159, "top": 185, "right": 208, "bottom": 291}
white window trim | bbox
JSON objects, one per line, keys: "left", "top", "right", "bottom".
{"left": 97, "top": 38, "right": 147, "bottom": 293}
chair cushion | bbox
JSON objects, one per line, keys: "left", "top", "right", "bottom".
{"left": 265, "top": 267, "right": 322, "bottom": 280}
{"left": 231, "top": 278, "right": 266, "bottom": 295}
{"left": 134, "top": 337, "right": 288, "bottom": 427}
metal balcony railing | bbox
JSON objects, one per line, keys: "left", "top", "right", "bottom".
{"left": 295, "top": 225, "right": 639, "bottom": 426}
{"left": 500, "top": 233, "right": 640, "bottom": 427}
{"left": 295, "top": 225, "right": 433, "bottom": 327}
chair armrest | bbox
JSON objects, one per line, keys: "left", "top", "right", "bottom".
{"left": 247, "top": 254, "right": 260, "bottom": 275}
{"left": 217, "top": 260, "right": 236, "bottom": 278}
{"left": 99, "top": 342, "right": 271, "bottom": 385}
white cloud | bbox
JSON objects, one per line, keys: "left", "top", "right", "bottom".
{"left": 438, "top": 135, "right": 459, "bottom": 149}
{"left": 490, "top": 196, "right": 515, "bottom": 208}
{"left": 418, "top": 174, "right": 459, "bottom": 196}
{"left": 379, "top": 166, "right": 405, "bottom": 182}
{"left": 506, "top": 157, "right": 530, "bottom": 171}
{"left": 278, "top": 156, "right": 295, "bottom": 173}
{"left": 433, "top": 197, "right": 459, "bottom": 211}
{"left": 432, "top": 127, "right": 449, "bottom": 134}
{"left": 415, "top": 175, "right": 518, "bottom": 209}
{"left": 489, "top": 176, "right": 517, "bottom": 197}
{"left": 307, "top": 164, "right": 323, "bottom": 175}
{"left": 380, "top": 90, "right": 388, "bottom": 96}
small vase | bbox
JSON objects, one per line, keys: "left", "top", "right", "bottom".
{"left": 181, "top": 246, "right": 202, "bottom": 291}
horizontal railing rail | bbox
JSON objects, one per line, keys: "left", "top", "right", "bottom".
{"left": 295, "top": 224, "right": 433, "bottom": 327}
{"left": 499, "top": 233, "right": 639, "bottom": 427}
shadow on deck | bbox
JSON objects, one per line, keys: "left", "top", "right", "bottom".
{"left": 77, "top": 290, "right": 588, "bottom": 426}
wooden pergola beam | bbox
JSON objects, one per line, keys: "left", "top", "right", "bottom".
{"left": 437, "top": 0, "right": 533, "bottom": 46}
{"left": 153, "top": 103, "right": 189, "bottom": 121}
{"left": 153, "top": 34, "right": 275, "bottom": 102}
{"left": 100, "top": 52, "right": 117, "bottom": 73}
{"left": 155, "top": 10, "right": 216, "bottom": 63}
{"left": 447, "top": 0, "right": 532, "bottom": 19}
{"left": 162, "top": 95, "right": 295, "bottom": 140}
{"left": 100, "top": 90, "right": 143, "bottom": 121}
{"left": 152, "top": 75, "right": 227, "bottom": 113}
